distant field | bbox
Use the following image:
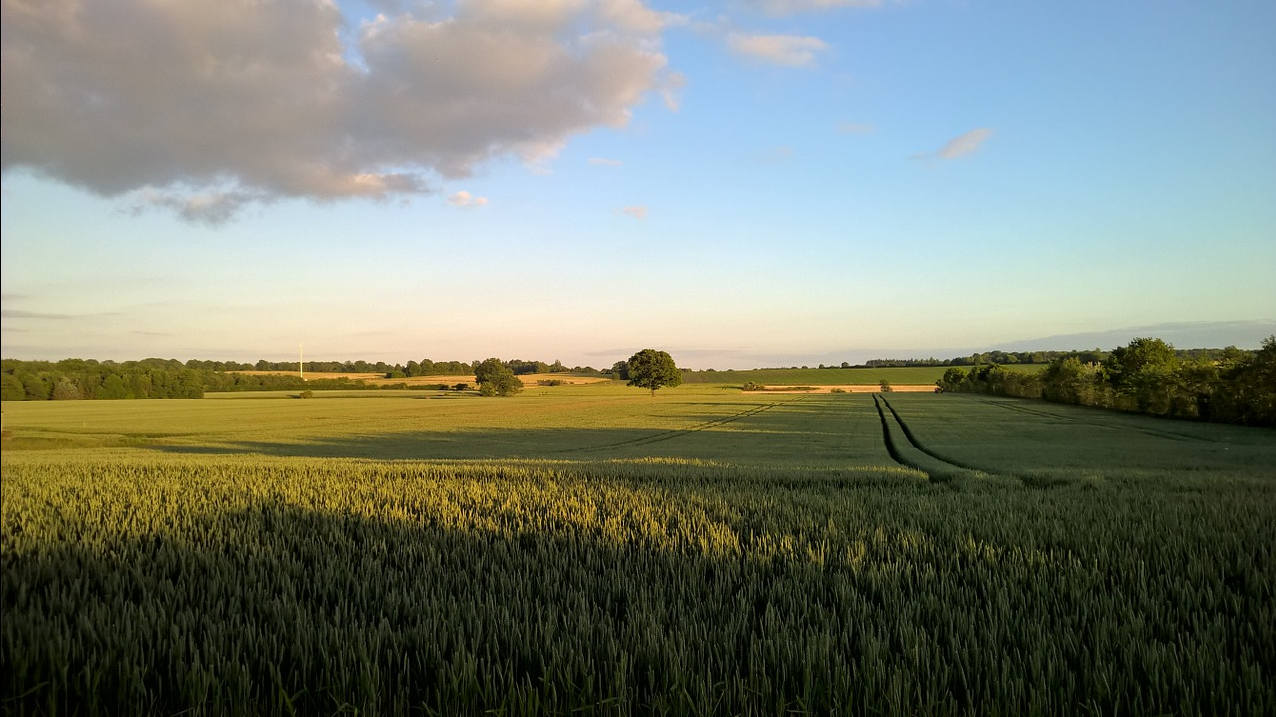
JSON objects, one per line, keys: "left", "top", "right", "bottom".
{"left": 1, "top": 384, "right": 878, "bottom": 466}
{"left": 681, "top": 364, "right": 1042, "bottom": 386}
{"left": 3, "top": 385, "right": 1273, "bottom": 715}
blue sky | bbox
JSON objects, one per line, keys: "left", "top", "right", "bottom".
{"left": 3, "top": 0, "right": 1274, "bottom": 369}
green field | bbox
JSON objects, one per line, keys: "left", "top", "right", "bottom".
{"left": 679, "top": 365, "right": 1041, "bottom": 386}
{"left": 3, "top": 385, "right": 1274, "bottom": 715}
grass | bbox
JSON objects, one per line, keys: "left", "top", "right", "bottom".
{"left": 2, "top": 385, "right": 1273, "bottom": 715}
{"left": 1, "top": 385, "right": 895, "bottom": 467}
{"left": 879, "top": 392, "right": 1276, "bottom": 480}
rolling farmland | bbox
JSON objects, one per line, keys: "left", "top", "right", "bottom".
{"left": 678, "top": 365, "right": 1041, "bottom": 387}
{"left": 2, "top": 385, "right": 1273, "bottom": 715}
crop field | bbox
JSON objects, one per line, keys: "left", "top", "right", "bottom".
{"left": 679, "top": 365, "right": 1041, "bottom": 386}
{"left": 2, "top": 385, "right": 1274, "bottom": 716}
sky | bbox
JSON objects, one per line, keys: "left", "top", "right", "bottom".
{"left": 3, "top": 0, "right": 1274, "bottom": 370}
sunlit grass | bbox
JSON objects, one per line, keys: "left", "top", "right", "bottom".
{"left": 2, "top": 389, "right": 1273, "bottom": 715}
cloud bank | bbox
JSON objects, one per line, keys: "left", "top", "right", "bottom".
{"left": 0, "top": 0, "right": 676, "bottom": 222}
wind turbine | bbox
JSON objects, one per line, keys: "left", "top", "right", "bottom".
{"left": 299, "top": 344, "right": 305, "bottom": 382}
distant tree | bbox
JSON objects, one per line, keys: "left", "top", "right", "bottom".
{"left": 1, "top": 373, "right": 24, "bottom": 401}
{"left": 937, "top": 368, "right": 967, "bottom": 393}
{"left": 1106, "top": 337, "right": 1178, "bottom": 413}
{"left": 1040, "top": 358, "right": 1094, "bottom": 405}
{"left": 879, "top": 379, "right": 893, "bottom": 393}
{"left": 474, "top": 358, "right": 523, "bottom": 397}
{"left": 1106, "top": 337, "right": 1177, "bottom": 388}
{"left": 98, "top": 374, "right": 129, "bottom": 400}
{"left": 51, "top": 378, "right": 82, "bottom": 400}
{"left": 1214, "top": 335, "right": 1276, "bottom": 426}
{"left": 626, "top": 349, "right": 681, "bottom": 396}
{"left": 610, "top": 360, "right": 630, "bottom": 380}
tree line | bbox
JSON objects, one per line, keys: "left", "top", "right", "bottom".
{"left": 231, "top": 358, "right": 602, "bottom": 377}
{"left": 936, "top": 337, "right": 1275, "bottom": 427}
{"left": 0, "top": 356, "right": 606, "bottom": 402}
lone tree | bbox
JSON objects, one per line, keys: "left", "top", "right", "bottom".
{"left": 626, "top": 349, "right": 682, "bottom": 396}
{"left": 474, "top": 358, "right": 523, "bottom": 397}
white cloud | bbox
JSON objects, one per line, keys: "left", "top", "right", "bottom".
{"left": 589, "top": 158, "right": 624, "bottom": 166}
{"left": 747, "top": 0, "right": 887, "bottom": 16}
{"left": 447, "top": 190, "right": 489, "bottom": 208}
{"left": 727, "top": 32, "right": 828, "bottom": 67}
{"left": 618, "top": 205, "right": 648, "bottom": 220}
{"left": 0, "top": 0, "right": 677, "bottom": 222}
{"left": 661, "top": 71, "right": 687, "bottom": 111}
{"left": 933, "top": 128, "right": 995, "bottom": 159}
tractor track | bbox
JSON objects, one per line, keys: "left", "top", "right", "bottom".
{"left": 872, "top": 394, "right": 930, "bottom": 477}
{"left": 878, "top": 395, "right": 989, "bottom": 474}
{"left": 875, "top": 395, "right": 1024, "bottom": 484}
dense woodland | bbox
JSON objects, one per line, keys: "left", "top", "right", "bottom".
{"left": 0, "top": 357, "right": 604, "bottom": 401}
{"left": 938, "top": 336, "right": 1276, "bottom": 427}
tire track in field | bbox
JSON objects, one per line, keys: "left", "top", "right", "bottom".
{"left": 971, "top": 397, "right": 1215, "bottom": 443}
{"left": 558, "top": 397, "right": 803, "bottom": 455}
{"left": 876, "top": 396, "right": 1026, "bottom": 485}
{"left": 872, "top": 394, "right": 932, "bottom": 478}
{"left": 878, "top": 396, "right": 990, "bottom": 474}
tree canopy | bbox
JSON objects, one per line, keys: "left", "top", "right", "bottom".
{"left": 625, "top": 349, "right": 681, "bottom": 396}
{"left": 937, "top": 335, "right": 1275, "bottom": 426}
{"left": 473, "top": 358, "right": 523, "bottom": 397}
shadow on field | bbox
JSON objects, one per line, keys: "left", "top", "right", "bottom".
{"left": 8, "top": 499, "right": 829, "bottom": 715}
{"left": 148, "top": 426, "right": 826, "bottom": 461}
{"left": 8, "top": 474, "right": 1272, "bottom": 717}
{"left": 8, "top": 483, "right": 981, "bottom": 716}
{"left": 152, "top": 427, "right": 654, "bottom": 459}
